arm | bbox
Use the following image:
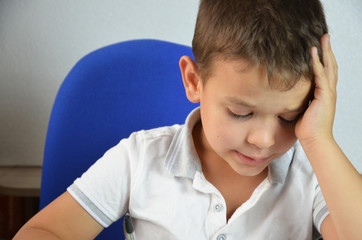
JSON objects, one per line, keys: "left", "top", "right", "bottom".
{"left": 13, "top": 192, "right": 104, "bottom": 240}
{"left": 304, "top": 138, "right": 362, "bottom": 239}
{"left": 296, "top": 34, "right": 362, "bottom": 240}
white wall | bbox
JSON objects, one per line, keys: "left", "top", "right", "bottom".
{"left": 0, "top": 0, "right": 361, "bottom": 172}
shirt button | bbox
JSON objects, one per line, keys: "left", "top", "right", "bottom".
{"left": 215, "top": 204, "right": 224, "bottom": 212}
{"left": 217, "top": 234, "right": 226, "bottom": 240}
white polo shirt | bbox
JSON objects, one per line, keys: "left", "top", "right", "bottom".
{"left": 68, "top": 107, "right": 329, "bottom": 239}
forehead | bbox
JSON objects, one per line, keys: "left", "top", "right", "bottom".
{"left": 204, "top": 58, "right": 312, "bottom": 111}
{"left": 204, "top": 56, "right": 310, "bottom": 90}
{"left": 207, "top": 58, "right": 311, "bottom": 88}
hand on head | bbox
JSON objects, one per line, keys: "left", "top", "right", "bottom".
{"left": 295, "top": 34, "right": 338, "bottom": 146}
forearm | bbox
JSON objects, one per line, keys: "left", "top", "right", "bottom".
{"left": 13, "top": 192, "right": 104, "bottom": 240}
{"left": 301, "top": 138, "right": 362, "bottom": 239}
{"left": 13, "top": 226, "right": 62, "bottom": 240}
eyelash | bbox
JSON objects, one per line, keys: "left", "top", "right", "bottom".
{"left": 228, "top": 110, "right": 253, "bottom": 120}
{"left": 229, "top": 109, "right": 299, "bottom": 124}
{"left": 278, "top": 117, "right": 298, "bottom": 125}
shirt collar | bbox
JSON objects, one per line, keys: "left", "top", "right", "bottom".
{"left": 165, "top": 107, "right": 202, "bottom": 179}
{"left": 268, "top": 147, "right": 294, "bottom": 184}
{"left": 165, "top": 107, "right": 294, "bottom": 184}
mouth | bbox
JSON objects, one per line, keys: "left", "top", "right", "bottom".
{"left": 235, "top": 151, "right": 270, "bottom": 166}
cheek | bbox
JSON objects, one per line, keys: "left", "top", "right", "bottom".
{"left": 203, "top": 116, "right": 240, "bottom": 149}
{"left": 205, "top": 121, "right": 229, "bottom": 145}
{"left": 211, "top": 122, "right": 246, "bottom": 150}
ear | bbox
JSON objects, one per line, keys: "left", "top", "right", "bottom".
{"left": 179, "top": 56, "right": 202, "bottom": 103}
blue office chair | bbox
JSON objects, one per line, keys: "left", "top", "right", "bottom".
{"left": 40, "top": 39, "right": 196, "bottom": 239}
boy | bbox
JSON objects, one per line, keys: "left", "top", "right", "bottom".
{"left": 14, "top": 0, "right": 362, "bottom": 239}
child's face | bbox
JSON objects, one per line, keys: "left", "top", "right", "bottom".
{"left": 195, "top": 59, "right": 312, "bottom": 177}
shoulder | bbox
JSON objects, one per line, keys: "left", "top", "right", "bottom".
{"left": 134, "top": 124, "right": 182, "bottom": 140}
{"left": 117, "top": 124, "right": 185, "bottom": 163}
{"left": 86, "top": 124, "right": 184, "bottom": 175}
{"left": 126, "top": 124, "right": 183, "bottom": 150}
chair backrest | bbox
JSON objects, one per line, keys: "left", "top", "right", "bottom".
{"left": 40, "top": 39, "right": 196, "bottom": 239}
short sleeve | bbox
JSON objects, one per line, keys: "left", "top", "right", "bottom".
{"left": 67, "top": 132, "right": 141, "bottom": 227}
{"left": 313, "top": 184, "right": 330, "bottom": 233}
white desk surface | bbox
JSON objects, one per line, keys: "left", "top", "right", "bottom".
{"left": 0, "top": 166, "right": 42, "bottom": 197}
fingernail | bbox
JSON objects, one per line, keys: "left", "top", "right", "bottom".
{"left": 312, "top": 47, "right": 318, "bottom": 56}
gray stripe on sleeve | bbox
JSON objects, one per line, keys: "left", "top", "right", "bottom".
{"left": 315, "top": 205, "right": 329, "bottom": 232}
{"left": 68, "top": 184, "right": 113, "bottom": 227}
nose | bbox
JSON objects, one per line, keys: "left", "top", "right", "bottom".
{"left": 246, "top": 122, "right": 275, "bottom": 149}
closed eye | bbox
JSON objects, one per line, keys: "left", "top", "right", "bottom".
{"left": 229, "top": 110, "right": 253, "bottom": 120}
{"left": 278, "top": 116, "right": 299, "bottom": 124}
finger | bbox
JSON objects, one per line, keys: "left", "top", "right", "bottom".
{"left": 321, "top": 34, "right": 338, "bottom": 90}
{"left": 311, "top": 46, "right": 329, "bottom": 90}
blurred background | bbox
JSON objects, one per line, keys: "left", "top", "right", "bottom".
{"left": 0, "top": 0, "right": 361, "bottom": 238}
{"left": 0, "top": 0, "right": 198, "bottom": 167}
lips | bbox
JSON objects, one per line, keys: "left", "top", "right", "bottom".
{"left": 235, "top": 151, "right": 270, "bottom": 166}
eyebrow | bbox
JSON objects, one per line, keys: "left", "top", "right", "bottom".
{"left": 225, "top": 97, "right": 256, "bottom": 108}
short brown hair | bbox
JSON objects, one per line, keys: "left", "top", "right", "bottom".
{"left": 192, "top": 0, "right": 328, "bottom": 89}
